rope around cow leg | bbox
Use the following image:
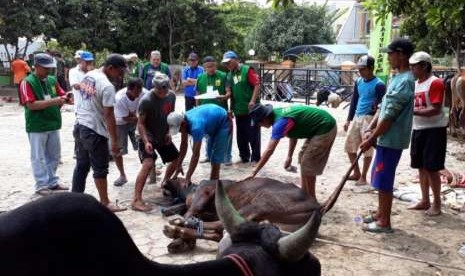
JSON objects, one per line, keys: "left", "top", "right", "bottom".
{"left": 314, "top": 237, "right": 465, "bottom": 273}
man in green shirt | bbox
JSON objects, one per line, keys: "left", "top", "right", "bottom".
{"left": 196, "top": 56, "right": 232, "bottom": 165}
{"left": 223, "top": 51, "right": 261, "bottom": 165}
{"left": 244, "top": 103, "right": 337, "bottom": 202}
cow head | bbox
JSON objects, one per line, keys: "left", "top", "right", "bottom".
{"left": 215, "top": 180, "right": 321, "bottom": 276}
{"left": 163, "top": 178, "right": 218, "bottom": 221}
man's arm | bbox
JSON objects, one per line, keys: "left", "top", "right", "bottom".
{"left": 184, "top": 141, "right": 202, "bottom": 184}
{"left": 104, "top": 106, "right": 119, "bottom": 155}
{"left": 175, "top": 131, "right": 189, "bottom": 176}
{"left": 26, "top": 98, "right": 65, "bottom": 110}
{"left": 284, "top": 138, "right": 297, "bottom": 168}
{"left": 245, "top": 139, "right": 280, "bottom": 179}
{"left": 414, "top": 103, "right": 442, "bottom": 117}
{"left": 345, "top": 83, "right": 359, "bottom": 131}
{"left": 248, "top": 68, "right": 260, "bottom": 109}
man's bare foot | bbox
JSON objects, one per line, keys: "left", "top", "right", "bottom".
{"left": 425, "top": 205, "right": 441, "bottom": 216}
{"left": 348, "top": 174, "right": 361, "bottom": 181}
{"left": 105, "top": 202, "right": 127, "bottom": 212}
{"left": 131, "top": 200, "right": 153, "bottom": 212}
{"left": 407, "top": 201, "right": 430, "bottom": 210}
{"left": 355, "top": 178, "right": 368, "bottom": 186}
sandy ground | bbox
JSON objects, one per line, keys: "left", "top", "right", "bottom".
{"left": 0, "top": 96, "right": 464, "bottom": 275}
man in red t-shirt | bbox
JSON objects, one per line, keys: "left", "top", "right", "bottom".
{"left": 408, "top": 51, "right": 447, "bottom": 216}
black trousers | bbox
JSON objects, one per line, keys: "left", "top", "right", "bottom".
{"left": 185, "top": 96, "right": 196, "bottom": 111}
{"left": 235, "top": 114, "right": 261, "bottom": 162}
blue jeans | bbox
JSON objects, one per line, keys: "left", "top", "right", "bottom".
{"left": 28, "top": 130, "right": 61, "bottom": 191}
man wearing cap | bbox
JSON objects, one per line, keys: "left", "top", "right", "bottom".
{"left": 222, "top": 50, "right": 261, "bottom": 165}
{"left": 182, "top": 52, "right": 204, "bottom": 111}
{"left": 196, "top": 56, "right": 232, "bottom": 165}
{"left": 244, "top": 103, "right": 336, "bottom": 201}
{"left": 360, "top": 38, "right": 416, "bottom": 233}
{"left": 168, "top": 103, "right": 231, "bottom": 186}
{"left": 133, "top": 72, "right": 178, "bottom": 212}
{"left": 69, "top": 51, "right": 95, "bottom": 112}
{"left": 407, "top": 51, "right": 447, "bottom": 216}
{"left": 19, "top": 53, "right": 71, "bottom": 195}
{"left": 71, "top": 54, "right": 128, "bottom": 212}
{"left": 344, "top": 55, "right": 386, "bottom": 186}
{"left": 142, "top": 50, "right": 172, "bottom": 90}
{"left": 112, "top": 77, "right": 149, "bottom": 187}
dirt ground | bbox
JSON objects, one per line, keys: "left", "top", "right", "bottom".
{"left": 0, "top": 96, "right": 464, "bottom": 275}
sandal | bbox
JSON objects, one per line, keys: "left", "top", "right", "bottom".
{"left": 362, "top": 214, "right": 377, "bottom": 224}
{"left": 362, "top": 222, "right": 393, "bottom": 233}
{"left": 106, "top": 202, "right": 127, "bottom": 213}
{"left": 131, "top": 201, "right": 153, "bottom": 212}
{"left": 113, "top": 176, "right": 128, "bottom": 187}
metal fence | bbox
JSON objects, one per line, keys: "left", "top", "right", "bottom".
{"left": 256, "top": 64, "right": 458, "bottom": 105}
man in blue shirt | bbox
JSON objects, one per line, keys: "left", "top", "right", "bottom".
{"left": 360, "top": 38, "right": 415, "bottom": 233}
{"left": 344, "top": 55, "right": 386, "bottom": 186}
{"left": 167, "top": 104, "right": 231, "bottom": 187}
{"left": 182, "top": 52, "right": 204, "bottom": 111}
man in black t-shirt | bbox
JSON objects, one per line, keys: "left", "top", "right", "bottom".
{"left": 133, "top": 72, "right": 178, "bottom": 212}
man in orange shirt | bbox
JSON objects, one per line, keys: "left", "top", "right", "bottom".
{"left": 11, "top": 55, "right": 31, "bottom": 86}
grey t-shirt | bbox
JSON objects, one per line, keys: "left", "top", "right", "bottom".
{"left": 138, "top": 90, "right": 176, "bottom": 145}
{"left": 75, "top": 69, "right": 116, "bottom": 138}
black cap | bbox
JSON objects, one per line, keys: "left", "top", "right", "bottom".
{"left": 381, "top": 38, "right": 415, "bottom": 56}
{"left": 203, "top": 56, "right": 216, "bottom": 63}
{"left": 188, "top": 52, "right": 199, "bottom": 60}
{"left": 249, "top": 103, "right": 273, "bottom": 126}
{"left": 103, "top": 54, "right": 128, "bottom": 69}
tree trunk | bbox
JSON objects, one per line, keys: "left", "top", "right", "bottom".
{"left": 22, "top": 39, "right": 30, "bottom": 58}
{"left": 3, "top": 43, "right": 13, "bottom": 86}
{"left": 168, "top": 11, "right": 174, "bottom": 64}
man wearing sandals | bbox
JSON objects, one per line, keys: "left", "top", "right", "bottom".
{"left": 407, "top": 51, "right": 447, "bottom": 216}
{"left": 344, "top": 55, "right": 386, "bottom": 186}
{"left": 133, "top": 72, "right": 178, "bottom": 212}
{"left": 360, "top": 38, "right": 415, "bottom": 233}
{"left": 72, "top": 54, "right": 128, "bottom": 212}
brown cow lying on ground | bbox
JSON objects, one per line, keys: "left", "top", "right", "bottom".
{"left": 162, "top": 177, "right": 339, "bottom": 253}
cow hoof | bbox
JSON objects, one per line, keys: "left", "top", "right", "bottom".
{"left": 167, "top": 238, "right": 196, "bottom": 254}
{"left": 163, "top": 225, "right": 197, "bottom": 240}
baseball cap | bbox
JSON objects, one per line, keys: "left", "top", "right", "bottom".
{"left": 74, "top": 50, "right": 84, "bottom": 59}
{"left": 221, "top": 51, "right": 238, "bottom": 63}
{"left": 79, "top": 51, "right": 94, "bottom": 61}
{"left": 381, "top": 38, "right": 414, "bottom": 56}
{"left": 167, "top": 112, "right": 185, "bottom": 136}
{"left": 34, "top": 53, "right": 57, "bottom": 68}
{"left": 103, "top": 54, "right": 128, "bottom": 70}
{"left": 356, "top": 55, "right": 375, "bottom": 68}
{"left": 249, "top": 103, "right": 273, "bottom": 126}
{"left": 409, "top": 51, "right": 432, "bottom": 65}
{"left": 188, "top": 52, "right": 199, "bottom": 60}
{"left": 152, "top": 72, "right": 170, "bottom": 88}
{"left": 203, "top": 56, "right": 216, "bottom": 63}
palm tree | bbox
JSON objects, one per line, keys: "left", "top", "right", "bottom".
{"left": 266, "top": 0, "right": 295, "bottom": 9}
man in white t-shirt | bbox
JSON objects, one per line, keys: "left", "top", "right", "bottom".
{"left": 71, "top": 54, "right": 128, "bottom": 212}
{"left": 408, "top": 51, "right": 447, "bottom": 216}
{"left": 112, "top": 78, "right": 148, "bottom": 186}
{"left": 68, "top": 51, "right": 95, "bottom": 112}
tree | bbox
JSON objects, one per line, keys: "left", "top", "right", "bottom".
{"left": 363, "top": 0, "right": 465, "bottom": 67}
{"left": 266, "top": 0, "right": 295, "bottom": 9}
{"left": 0, "top": 0, "right": 55, "bottom": 61}
{"left": 246, "top": 4, "right": 337, "bottom": 59}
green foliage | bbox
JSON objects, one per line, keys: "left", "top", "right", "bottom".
{"left": 267, "top": 0, "right": 295, "bottom": 9}
{"left": 246, "top": 4, "right": 336, "bottom": 59}
{"left": 363, "top": 0, "right": 465, "bottom": 66}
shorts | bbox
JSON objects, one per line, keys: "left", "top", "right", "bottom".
{"left": 138, "top": 139, "right": 179, "bottom": 164}
{"left": 371, "top": 145, "right": 403, "bottom": 193}
{"left": 206, "top": 126, "right": 231, "bottom": 164}
{"left": 112, "top": 123, "right": 137, "bottom": 155}
{"left": 345, "top": 115, "right": 374, "bottom": 157}
{"left": 299, "top": 126, "right": 337, "bottom": 176}
{"left": 410, "top": 127, "right": 446, "bottom": 171}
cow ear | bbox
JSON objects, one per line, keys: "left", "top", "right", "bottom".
{"left": 215, "top": 180, "right": 246, "bottom": 234}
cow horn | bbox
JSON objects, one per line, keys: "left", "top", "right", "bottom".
{"left": 215, "top": 180, "right": 246, "bottom": 234}
{"left": 277, "top": 211, "right": 321, "bottom": 261}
